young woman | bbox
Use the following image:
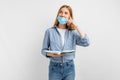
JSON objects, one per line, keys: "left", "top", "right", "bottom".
{"left": 41, "top": 5, "right": 90, "bottom": 80}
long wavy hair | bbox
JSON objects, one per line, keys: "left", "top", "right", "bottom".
{"left": 54, "top": 5, "right": 76, "bottom": 30}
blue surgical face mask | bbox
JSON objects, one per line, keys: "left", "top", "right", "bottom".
{"left": 57, "top": 16, "right": 68, "bottom": 24}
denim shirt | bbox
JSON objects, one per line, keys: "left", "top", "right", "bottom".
{"left": 41, "top": 26, "right": 90, "bottom": 63}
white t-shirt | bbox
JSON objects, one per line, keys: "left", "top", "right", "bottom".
{"left": 57, "top": 28, "right": 66, "bottom": 47}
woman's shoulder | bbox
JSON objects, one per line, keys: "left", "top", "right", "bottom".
{"left": 45, "top": 26, "right": 56, "bottom": 32}
{"left": 68, "top": 29, "right": 77, "bottom": 33}
{"left": 67, "top": 29, "right": 79, "bottom": 36}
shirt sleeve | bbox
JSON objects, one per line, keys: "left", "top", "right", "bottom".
{"left": 74, "top": 30, "right": 90, "bottom": 47}
{"left": 41, "top": 29, "right": 51, "bottom": 58}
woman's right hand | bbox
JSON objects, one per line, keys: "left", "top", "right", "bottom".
{"left": 46, "top": 53, "right": 64, "bottom": 57}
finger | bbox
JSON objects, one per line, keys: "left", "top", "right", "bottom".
{"left": 53, "top": 53, "right": 59, "bottom": 55}
{"left": 53, "top": 53, "right": 62, "bottom": 57}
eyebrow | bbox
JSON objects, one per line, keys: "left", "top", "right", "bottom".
{"left": 59, "top": 10, "right": 69, "bottom": 13}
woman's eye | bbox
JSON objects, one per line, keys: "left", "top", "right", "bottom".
{"left": 59, "top": 11, "right": 62, "bottom": 14}
{"left": 65, "top": 12, "right": 68, "bottom": 14}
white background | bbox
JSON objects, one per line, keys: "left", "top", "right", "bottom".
{"left": 0, "top": 0, "right": 120, "bottom": 80}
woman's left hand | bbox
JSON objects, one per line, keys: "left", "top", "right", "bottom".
{"left": 67, "top": 17, "right": 77, "bottom": 29}
{"left": 67, "top": 17, "right": 86, "bottom": 38}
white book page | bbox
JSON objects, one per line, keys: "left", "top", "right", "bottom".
{"left": 45, "top": 50, "right": 75, "bottom": 54}
{"left": 45, "top": 51, "right": 61, "bottom": 54}
{"left": 62, "top": 50, "right": 75, "bottom": 53}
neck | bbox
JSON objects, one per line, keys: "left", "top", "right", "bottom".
{"left": 58, "top": 24, "right": 66, "bottom": 29}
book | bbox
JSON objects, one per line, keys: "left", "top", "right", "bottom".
{"left": 45, "top": 50, "right": 75, "bottom": 54}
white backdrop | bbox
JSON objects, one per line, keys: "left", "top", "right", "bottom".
{"left": 0, "top": 0, "right": 120, "bottom": 80}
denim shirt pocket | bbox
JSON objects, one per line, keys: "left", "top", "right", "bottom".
{"left": 66, "top": 37, "right": 74, "bottom": 49}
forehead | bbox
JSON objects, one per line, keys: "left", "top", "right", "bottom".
{"left": 59, "top": 7, "right": 69, "bottom": 12}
